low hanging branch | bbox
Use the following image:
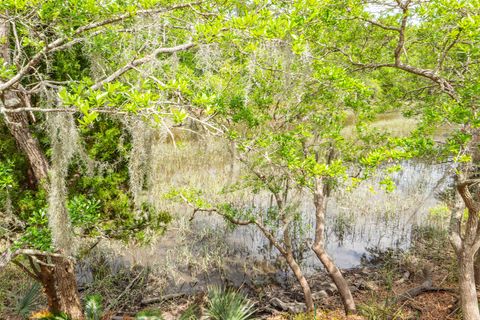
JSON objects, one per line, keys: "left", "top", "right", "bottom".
{"left": 182, "top": 196, "right": 290, "bottom": 257}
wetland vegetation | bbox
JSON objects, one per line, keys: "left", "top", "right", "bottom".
{"left": 0, "top": 0, "right": 479, "bottom": 319}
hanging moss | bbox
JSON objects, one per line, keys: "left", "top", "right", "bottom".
{"left": 46, "top": 112, "right": 82, "bottom": 254}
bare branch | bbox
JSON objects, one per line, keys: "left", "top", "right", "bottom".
{"left": 255, "top": 220, "right": 288, "bottom": 256}
{"left": 73, "top": 2, "right": 201, "bottom": 37}
{"left": 435, "top": 29, "right": 462, "bottom": 73}
{"left": 194, "top": 207, "right": 253, "bottom": 226}
{"left": 90, "top": 42, "right": 194, "bottom": 91}
{"left": 0, "top": 106, "right": 172, "bottom": 114}
{"left": 359, "top": 17, "right": 400, "bottom": 31}
{"left": 10, "top": 21, "right": 22, "bottom": 67}
{"left": 346, "top": 57, "right": 458, "bottom": 100}
{"left": 394, "top": 3, "right": 410, "bottom": 65}
{"left": 12, "top": 260, "right": 40, "bottom": 281}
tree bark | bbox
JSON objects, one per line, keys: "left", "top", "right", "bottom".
{"left": 312, "top": 179, "right": 356, "bottom": 315}
{"left": 38, "top": 256, "right": 84, "bottom": 319}
{"left": 284, "top": 251, "right": 315, "bottom": 312}
{"left": 4, "top": 111, "right": 50, "bottom": 183}
{"left": 458, "top": 252, "right": 480, "bottom": 320}
{"left": 474, "top": 252, "right": 480, "bottom": 288}
{"left": 453, "top": 179, "right": 480, "bottom": 320}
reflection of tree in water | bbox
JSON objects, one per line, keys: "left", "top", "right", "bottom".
{"left": 333, "top": 213, "right": 355, "bottom": 246}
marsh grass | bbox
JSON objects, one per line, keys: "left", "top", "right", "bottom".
{"left": 108, "top": 133, "right": 450, "bottom": 278}
{"left": 92, "top": 114, "right": 451, "bottom": 301}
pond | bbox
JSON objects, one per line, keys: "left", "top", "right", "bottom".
{"left": 88, "top": 140, "right": 453, "bottom": 295}
{"left": 221, "top": 161, "right": 451, "bottom": 270}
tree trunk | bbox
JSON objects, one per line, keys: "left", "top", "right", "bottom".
{"left": 453, "top": 180, "right": 480, "bottom": 320}
{"left": 285, "top": 251, "right": 314, "bottom": 312}
{"left": 312, "top": 244, "right": 356, "bottom": 314}
{"left": 1, "top": 17, "right": 83, "bottom": 319}
{"left": 1, "top": 15, "right": 49, "bottom": 183}
{"left": 312, "top": 179, "right": 356, "bottom": 315}
{"left": 38, "top": 256, "right": 84, "bottom": 319}
{"left": 4, "top": 111, "right": 50, "bottom": 183}
{"left": 458, "top": 252, "right": 480, "bottom": 320}
{"left": 254, "top": 218, "right": 314, "bottom": 312}
{"left": 8, "top": 113, "right": 84, "bottom": 319}
{"left": 52, "top": 256, "right": 84, "bottom": 319}
{"left": 475, "top": 252, "right": 480, "bottom": 288}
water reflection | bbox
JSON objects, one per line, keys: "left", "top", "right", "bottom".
{"left": 194, "top": 161, "right": 451, "bottom": 271}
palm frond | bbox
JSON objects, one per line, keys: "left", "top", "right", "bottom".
{"left": 15, "top": 282, "right": 41, "bottom": 319}
{"left": 206, "top": 287, "right": 256, "bottom": 320}
{"left": 85, "top": 294, "right": 103, "bottom": 320}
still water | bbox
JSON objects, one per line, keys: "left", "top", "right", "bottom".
{"left": 189, "top": 160, "right": 451, "bottom": 270}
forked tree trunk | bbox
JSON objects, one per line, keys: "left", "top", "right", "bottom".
{"left": 312, "top": 179, "right": 356, "bottom": 315}
{"left": 6, "top": 115, "right": 85, "bottom": 319}
{"left": 8, "top": 113, "right": 85, "bottom": 319}
{"left": 6, "top": 113, "right": 83, "bottom": 318}
{"left": 1, "top": 17, "right": 84, "bottom": 319}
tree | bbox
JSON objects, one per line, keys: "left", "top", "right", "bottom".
{"left": 0, "top": 1, "right": 215, "bottom": 317}
{"left": 167, "top": 2, "right": 401, "bottom": 313}
{"left": 328, "top": 0, "right": 480, "bottom": 318}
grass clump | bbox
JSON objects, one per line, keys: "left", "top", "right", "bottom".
{"left": 206, "top": 287, "right": 256, "bottom": 320}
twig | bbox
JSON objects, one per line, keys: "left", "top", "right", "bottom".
{"left": 106, "top": 268, "right": 148, "bottom": 312}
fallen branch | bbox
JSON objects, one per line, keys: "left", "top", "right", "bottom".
{"left": 395, "top": 262, "right": 456, "bottom": 304}
{"left": 106, "top": 268, "right": 148, "bottom": 312}
{"left": 141, "top": 292, "right": 187, "bottom": 306}
{"left": 396, "top": 286, "right": 457, "bottom": 304}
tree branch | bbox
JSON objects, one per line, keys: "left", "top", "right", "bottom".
{"left": 0, "top": 2, "right": 200, "bottom": 93}
{"left": 0, "top": 248, "right": 75, "bottom": 270}
{"left": 12, "top": 260, "right": 40, "bottom": 281}
{"left": 449, "top": 196, "right": 464, "bottom": 253}
{"left": 254, "top": 220, "right": 288, "bottom": 256}
{"left": 341, "top": 1, "right": 458, "bottom": 100}
{"left": 90, "top": 42, "right": 194, "bottom": 91}
{"left": 457, "top": 183, "right": 477, "bottom": 213}
{"left": 435, "top": 28, "right": 462, "bottom": 73}
{"left": 394, "top": 2, "right": 410, "bottom": 65}
{"left": 359, "top": 17, "right": 400, "bottom": 31}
